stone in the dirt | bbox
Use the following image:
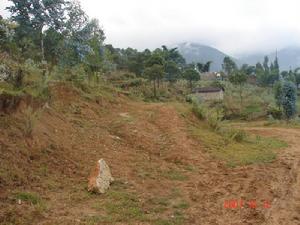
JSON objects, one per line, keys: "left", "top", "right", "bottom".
{"left": 88, "top": 159, "right": 114, "bottom": 193}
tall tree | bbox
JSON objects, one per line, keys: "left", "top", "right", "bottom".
{"left": 222, "top": 56, "right": 237, "bottom": 77}
{"left": 273, "top": 54, "right": 280, "bottom": 74}
{"left": 165, "top": 61, "right": 180, "bottom": 83}
{"left": 144, "top": 64, "right": 164, "bottom": 98}
{"left": 263, "top": 56, "right": 269, "bottom": 74}
{"left": 273, "top": 81, "right": 283, "bottom": 109}
{"left": 83, "top": 19, "right": 105, "bottom": 76}
{"left": 241, "top": 64, "right": 255, "bottom": 76}
{"left": 203, "top": 61, "right": 212, "bottom": 72}
{"left": 8, "top": 0, "right": 67, "bottom": 61}
{"left": 294, "top": 67, "right": 300, "bottom": 89}
{"left": 229, "top": 70, "right": 247, "bottom": 110}
{"left": 0, "top": 16, "right": 17, "bottom": 53}
{"left": 183, "top": 68, "right": 200, "bottom": 91}
{"left": 197, "top": 61, "right": 212, "bottom": 73}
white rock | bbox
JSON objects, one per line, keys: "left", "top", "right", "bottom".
{"left": 88, "top": 159, "right": 114, "bottom": 193}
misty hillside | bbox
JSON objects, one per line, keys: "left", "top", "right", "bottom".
{"left": 174, "top": 42, "right": 236, "bottom": 71}
{"left": 239, "top": 47, "right": 300, "bottom": 71}
{"left": 176, "top": 43, "right": 300, "bottom": 72}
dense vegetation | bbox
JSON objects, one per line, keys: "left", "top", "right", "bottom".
{"left": 0, "top": 0, "right": 299, "bottom": 122}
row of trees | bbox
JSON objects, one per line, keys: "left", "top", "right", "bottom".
{"left": 222, "top": 55, "right": 297, "bottom": 119}
{"left": 1, "top": 0, "right": 215, "bottom": 97}
{"left": 2, "top": 0, "right": 106, "bottom": 71}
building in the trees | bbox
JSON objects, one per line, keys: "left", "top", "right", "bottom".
{"left": 192, "top": 87, "right": 224, "bottom": 101}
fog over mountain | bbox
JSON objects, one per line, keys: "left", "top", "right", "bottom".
{"left": 239, "top": 47, "right": 300, "bottom": 71}
{"left": 173, "top": 43, "right": 231, "bottom": 71}
{"left": 175, "top": 42, "right": 300, "bottom": 72}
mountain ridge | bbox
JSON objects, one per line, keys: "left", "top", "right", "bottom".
{"left": 174, "top": 42, "right": 300, "bottom": 71}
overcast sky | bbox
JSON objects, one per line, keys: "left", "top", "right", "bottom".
{"left": 1, "top": 0, "right": 300, "bottom": 56}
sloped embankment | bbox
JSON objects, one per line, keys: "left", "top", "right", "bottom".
{"left": 0, "top": 82, "right": 295, "bottom": 225}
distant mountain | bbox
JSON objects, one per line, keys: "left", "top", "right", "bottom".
{"left": 174, "top": 43, "right": 300, "bottom": 72}
{"left": 239, "top": 47, "right": 300, "bottom": 71}
{"left": 173, "top": 42, "right": 237, "bottom": 72}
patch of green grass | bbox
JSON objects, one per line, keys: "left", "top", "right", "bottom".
{"left": 14, "top": 192, "right": 42, "bottom": 205}
{"left": 191, "top": 124, "right": 287, "bottom": 167}
{"left": 105, "top": 191, "right": 146, "bottom": 222}
{"left": 90, "top": 183, "right": 147, "bottom": 223}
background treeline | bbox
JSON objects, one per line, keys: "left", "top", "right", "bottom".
{"left": 0, "top": 0, "right": 299, "bottom": 121}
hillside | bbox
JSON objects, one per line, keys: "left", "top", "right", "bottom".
{"left": 1, "top": 82, "right": 300, "bottom": 225}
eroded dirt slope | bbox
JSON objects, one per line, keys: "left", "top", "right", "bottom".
{"left": 0, "top": 83, "right": 299, "bottom": 225}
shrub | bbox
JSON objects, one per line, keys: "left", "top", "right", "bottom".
{"left": 23, "top": 107, "right": 41, "bottom": 137}
{"left": 267, "top": 106, "right": 283, "bottom": 120}
{"left": 282, "top": 81, "right": 297, "bottom": 120}
{"left": 210, "top": 80, "right": 225, "bottom": 89}
{"left": 206, "top": 108, "right": 224, "bottom": 131}
{"left": 222, "top": 128, "right": 247, "bottom": 142}
{"left": 192, "top": 100, "right": 206, "bottom": 120}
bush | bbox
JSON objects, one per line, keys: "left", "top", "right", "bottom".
{"left": 267, "top": 106, "right": 283, "bottom": 120}
{"left": 282, "top": 81, "right": 297, "bottom": 120}
{"left": 23, "top": 107, "right": 41, "bottom": 137}
{"left": 191, "top": 97, "right": 224, "bottom": 130}
{"left": 120, "top": 78, "right": 145, "bottom": 88}
{"left": 206, "top": 108, "right": 224, "bottom": 131}
{"left": 222, "top": 128, "right": 247, "bottom": 142}
{"left": 192, "top": 101, "right": 206, "bottom": 120}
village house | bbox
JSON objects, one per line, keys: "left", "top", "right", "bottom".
{"left": 192, "top": 87, "right": 224, "bottom": 101}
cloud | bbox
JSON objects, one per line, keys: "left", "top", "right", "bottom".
{"left": 2, "top": 0, "right": 300, "bottom": 56}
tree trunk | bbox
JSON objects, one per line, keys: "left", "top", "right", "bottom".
{"left": 239, "top": 84, "right": 243, "bottom": 112}
{"left": 40, "top": 27, "right": 47, "bottom": 77}
{"left": 40, "top": 28, "right": 45, "bottom": 61}
{"left": 153, "top": 80, "right": 157, "bottom": 98}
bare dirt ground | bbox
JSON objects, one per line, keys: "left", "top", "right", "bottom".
{"left": 0, "top": 84, "right": 300, "bottom": 225}
{"left": 244, "top": 127, "right": 300, "bottom": 225}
